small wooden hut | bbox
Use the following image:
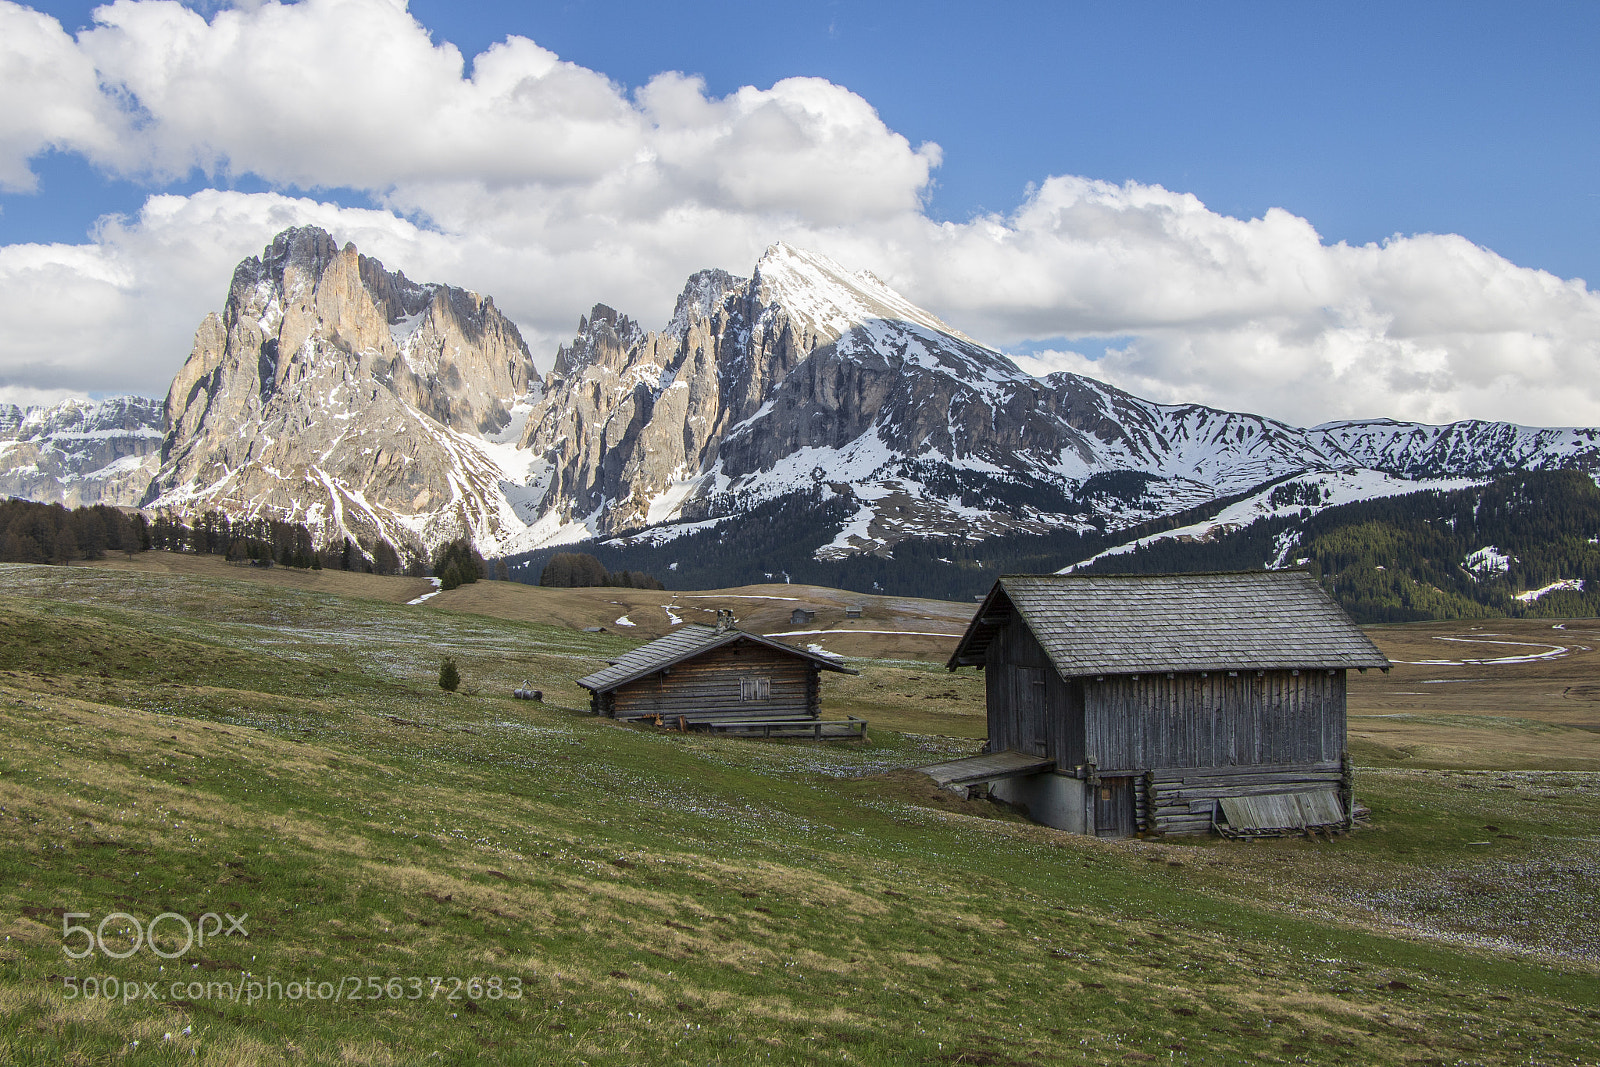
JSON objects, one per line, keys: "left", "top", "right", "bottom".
{"left": 939, "top": 571, "right": 1389, "bottom": 837}
{"left": 578, "top": 617, "right": 859, "bottom": 733}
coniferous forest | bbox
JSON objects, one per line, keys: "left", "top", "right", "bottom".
{"left": 506, "top": 470, "right": 1600, "bottom": 622}
{"left": 537, "top": 551, "right": 665, "bottom": 590}
{"left": 0, "top": 499, "right": 149, "bottom": 564}
{"left": 13, "top": 468, "right": 1600, "bottom": 623}
{"left": 1082, "top": 469, "right": 1600, "bottom": 622}
{"left": 0, "top": 501, "right": 413, "bottom": 576}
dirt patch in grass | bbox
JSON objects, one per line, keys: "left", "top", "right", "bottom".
{"left": 849, "top": 768, "right": 1024, "bottom": 822}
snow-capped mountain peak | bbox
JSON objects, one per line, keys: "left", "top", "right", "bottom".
{"left": 87, "top": 228, "right": 1600, "bottom": 575}
{"left": 750, "top": 242, "right": 973, "bottom": 346}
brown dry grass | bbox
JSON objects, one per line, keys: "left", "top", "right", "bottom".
{"left": 434, "top": 579, "right": 971, "bottom": 661}
{"left": 87, "top": 552, "right": 433, "bottom": 604}
{"left": 84, "top": 554, "right": 1600, "bottom": 763}
{"left": 86, "top": 554, "right": 971, "bottom": 659}
{"left": 1350, "top": 617, "right": 1600, "bottom": 768}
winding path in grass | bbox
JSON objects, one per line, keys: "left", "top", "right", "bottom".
{"left": 1400, "top": 634, "right": 1587, "bottom": 666}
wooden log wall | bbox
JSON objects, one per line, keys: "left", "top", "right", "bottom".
{"left": 1085, "top": 670, "right": 1345, "bottom": 771}
{"left": 609, "top": 643, "right": 817, "bottom": 723}
{"left": 1146, "top": 762, "right": 1344, "bottom": 835}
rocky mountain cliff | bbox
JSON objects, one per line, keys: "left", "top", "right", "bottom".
{"left": 143, "top": 227, "right": 539, "bottom": 559}
{"left": 519, "top": 243, "right": 1600, "bottom": 563}
{"left": 29, "top": 229, "right": 1600, "bottom": 581}
{"left": 0, "top": 396, "right": 164, "bottom": 507}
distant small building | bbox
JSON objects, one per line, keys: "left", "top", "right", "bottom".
{"left": 790, "top": 607, "right": 817, "bottom": 626}
{"left": 578, "top": 616, "right": 857, "bottom": 728}
{"left": 938, "top": 571, "right": 1389, "bottom": 837}
{"left": 844, "top": 605, "right": 863, "bottom": 619}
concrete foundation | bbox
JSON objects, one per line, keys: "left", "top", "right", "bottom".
{"left": 991, "top": 772, "right": 1089, "bottom": 835}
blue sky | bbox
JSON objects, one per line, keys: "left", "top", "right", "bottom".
{"left": 14, "top": 1, "right": 1597, "bottom": 281}
{"left": 2, "top": 0, "right": 1598, "bottom": 426}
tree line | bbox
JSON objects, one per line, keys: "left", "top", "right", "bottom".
{"left": 146, "top": 510, "right": 415, "bottom": 574}
{"left": 538, "top": 551, "right": 664, "bottom": 589}
{"left": 433, "top": 538, "right": 493, "bottom": 589}
{"left": 1, "top": 499, "right": 532, "bottom": 589}
{"left": 0, "top": 499, "right": 149, "bottom": 564}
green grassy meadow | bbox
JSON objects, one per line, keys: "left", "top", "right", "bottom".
{"left": 2, "top": 561, "right": 1598, "bottom": 1065}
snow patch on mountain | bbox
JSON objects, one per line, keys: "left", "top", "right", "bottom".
{"left": 754, "top": 243, "right": 972, "bottom": 346}
{"left": 1464, "top": 546, "right": 1515, "bottom": 578}
{"left": 645, "top": 474, "right": 711, "bottom": 525}
{"left": 1061, "top": 469, "right": 1482, "bottom": 574}
{"left": 1516, "top": 579, "right": 1584, "bottom": 601}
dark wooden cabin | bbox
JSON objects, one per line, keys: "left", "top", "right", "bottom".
{"left": 941, "top": 571, "right": 1389, "bottom": 837}
{"left": 578, "top": 620, "right": 857, "bottom": 727}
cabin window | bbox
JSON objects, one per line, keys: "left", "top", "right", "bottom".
{"left": 740, "top": 676, "right": 771, "bottom": 702}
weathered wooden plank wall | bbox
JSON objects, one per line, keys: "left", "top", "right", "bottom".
{"left": 609, "top": 644, "right": 816, "bottom": 723}
{"left": 979, "top": 619, "right": 1354, "bottom": 837}
{"left": 1084, "top": 670, "right": 1345, "bottom": 771}
{"left": 984, "top": 622, "right": 1084, "bottom": 766}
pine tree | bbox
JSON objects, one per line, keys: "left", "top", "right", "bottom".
{"left": 438, "top": 657, "right": 461, "bottom": 693}
{"left": 431, "top": 538, "right": 482, "bottom": 585}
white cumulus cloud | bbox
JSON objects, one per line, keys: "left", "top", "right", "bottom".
{"left": 0, "top": 0, "right": 1597, "bottom": 431}
{"left": 879, "top": 177, "right": 1600, "bottom": 425}
{"left": 0, "top": 1, "right": 127, "bottom": 190}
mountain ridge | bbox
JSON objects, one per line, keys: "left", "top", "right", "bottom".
{"left": 141, "top": 226, "right": 539, "bottom": 562}
{"left": 12, "top": 227, "right": 1600, "bottom": 591}
{"left": 519, "top": 240, "right": 1600, "bottom": 566}
{"left": 1070, "top": 468, "right": 1600, "bottom": 623}
{"left": 0, "top": 395, "right": 165, "bottom": 508}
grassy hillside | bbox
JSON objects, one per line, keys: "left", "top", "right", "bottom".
{"left": 88, "top": 551, "right": 979, "bottom": 663}
{"left": 2, "top": 562, "right": 1599, "bottom": 1064}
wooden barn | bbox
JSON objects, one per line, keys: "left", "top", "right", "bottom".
{"left": 937, "top": 571, "right": 1389, "bottom": 837}
{"left": 577, "top": 616, "right": 861, "bottom": 735}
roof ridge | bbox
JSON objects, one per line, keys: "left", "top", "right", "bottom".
{"left": 1001, "top": 569, "right": 1312, "bottom": 580}
{"left": 579, "top": 623, "right": 857, "bottom": 693}
{"left": 953, "top": 571, "right": 1390, "bottom": 674}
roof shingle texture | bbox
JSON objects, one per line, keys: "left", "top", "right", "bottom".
{"left": 578, "top": 624, "right": 853, "bottom": 693}
{"left": 991, "top": 571, "right": 1389, "bottom": 675}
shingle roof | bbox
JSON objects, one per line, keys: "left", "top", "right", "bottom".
{"left": 947, "top": 571, "right": 1390, "bottom": 676}
{"left": 578, "top": 624, "right": 856, "bottom": 693}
